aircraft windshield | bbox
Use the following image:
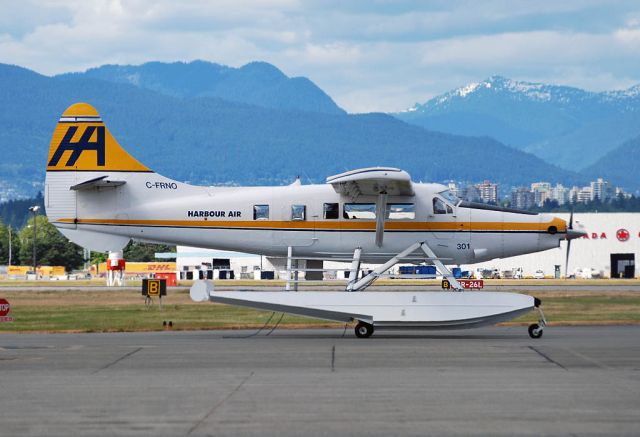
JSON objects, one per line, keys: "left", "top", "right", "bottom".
{"left": 439, "top": 190, "right": 460, "bottom": 205}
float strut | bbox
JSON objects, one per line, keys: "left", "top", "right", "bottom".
{"left": 418, "top": 242, "right": 463, "bottom": 291}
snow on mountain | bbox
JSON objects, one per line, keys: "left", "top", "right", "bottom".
{"left": 408, "top": 76, "right": 640, "bottom": 114}
{"left": 393, "top": 76, "right": 640, "bottom": 172}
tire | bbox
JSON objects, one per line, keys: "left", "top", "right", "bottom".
{"left": 528, "top": 323, "right": 543, "bottom": 339}
{"left": 354, "top": 322, "right": 374, "bottom": 338}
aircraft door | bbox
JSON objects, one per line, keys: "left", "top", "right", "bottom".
{"left": 430, "top": 196, "right": 454, "bottom": 240}
{"left": 275, "top": 201, "right": 316, "bottom": 248}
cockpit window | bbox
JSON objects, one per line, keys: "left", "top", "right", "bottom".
{"left": 439, "top": 190, "right": 460, "bottom": 205}
{"left": 433, "top": 198, "right": 447, "bottom": 214}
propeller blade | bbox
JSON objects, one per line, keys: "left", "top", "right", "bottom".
{"left": 569, "top": 209, "right": 574, "bottom": 229}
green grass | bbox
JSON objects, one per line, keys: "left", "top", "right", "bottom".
{"left": 0, "top": 289, "right": 340, "bottom": 332}
{"left": 510, "top": 294, "right": 640, "bottom": 324}
{"left": 0, "top": 289, "right": 639, "bottom": 333}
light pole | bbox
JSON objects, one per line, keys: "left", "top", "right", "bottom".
{"left": 28, "top": 206, "right": 39, "bottom": 278}
{"left": 7, "top": 226, "right": 11, "bottom": 267}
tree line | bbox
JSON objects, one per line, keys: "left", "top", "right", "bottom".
{"left": 522, "top": 194, "right": 640, "bottom": 213}
{"left": 0, "top": 206, "right": 175, "bottom": 272}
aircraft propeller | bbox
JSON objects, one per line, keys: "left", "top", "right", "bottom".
{"left": 564, "top": 209, "right": 574, "bottom": 278}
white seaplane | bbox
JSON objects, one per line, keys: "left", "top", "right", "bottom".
{"left": 44, "top": 103, "right": 586, "bottom": 338}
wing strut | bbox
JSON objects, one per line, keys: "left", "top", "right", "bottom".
{"left": 346, "top": 241, "right": 463, "bottom": 292}
{"left": 375, "top": 192, "right": 388, "bottom": 247}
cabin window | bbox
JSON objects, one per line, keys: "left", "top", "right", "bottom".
{"left": 343, "top": 203, "right": 376, "bottom": 219}
{"left": 253, "top": 204, "right": 269, "bottom": 220}
{"left": 291, "top": 205, "right": 306, "bottom": 221}
{"left": 446, "top": 204, "right": 453, "bottom": 214}
{"left": 387, "top": 203, "right": 415, "bottom": 220}
{"left": 323, "top": 203, "right": 339, "bottom": 219}
{"left": 433, "top": 198, "right": 447, "bottom": 214}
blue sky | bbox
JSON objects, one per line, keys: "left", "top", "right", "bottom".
{"left": 1, "top": 0, "right": 639, "bottom": 112}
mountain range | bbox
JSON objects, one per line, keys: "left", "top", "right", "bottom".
{"left": 0, "top": 62, "right": 583, "bottom": 199}
{"left": 393, "top": 76, "right": 640, "bottom": 173}
{"left": 58, "top": 61, "right": 345, "bottom": 115}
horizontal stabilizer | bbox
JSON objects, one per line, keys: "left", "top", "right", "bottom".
{"left": 70, "top": 175, "right": 126, "bottom": 191}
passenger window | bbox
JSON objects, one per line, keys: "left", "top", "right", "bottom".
{"left": 433, "top": 198, "right": 447, "bottom": 214}
{"left": 343, "top": 203, "right": 376, "bottom": 219}
{"left": 323, "top": 203, "right": 339, "bottom": 219}
{"left": 291, "top": 205, "right": 306, "bottom": 221}
{"left": 253, "top": 204, "right": 269, "bottom": 220}
{"left": 387, "top": 203, "right": 415, "bottom": 220}
{"left": 446, "top": 204, "right": 453, "bottom": 214}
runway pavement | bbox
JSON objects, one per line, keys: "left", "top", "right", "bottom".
{"left": 1, "top": 326, "right": 639, "bottom": 436}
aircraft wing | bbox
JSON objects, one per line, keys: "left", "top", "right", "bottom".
{"left": 326, "top": 167, "right": 414, "bottom": 197}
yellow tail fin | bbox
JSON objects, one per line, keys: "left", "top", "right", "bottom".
{"left": 47, "top": 102, "right": 151, "bottom": 173}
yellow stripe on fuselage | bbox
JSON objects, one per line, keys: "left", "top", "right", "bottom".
{"left": 57, "top": 217, "right": 566, "bottom": 232}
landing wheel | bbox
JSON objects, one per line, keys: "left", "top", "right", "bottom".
{"left": 528, "top": 323, "right": 543, "bottom": 339}
{"left": 354, "top": 322, "right": 374, "bottom": 338}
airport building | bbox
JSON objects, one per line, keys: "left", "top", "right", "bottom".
{"left": 464, "top": 213, "right": 638, "bottom": 278}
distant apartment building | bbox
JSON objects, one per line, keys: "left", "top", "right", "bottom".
{"left": 551, "top": 184, "right": 569, "bottom": 205}
{"left": 616, "top": 187, "right": 631, "bottom": 199}
{"left": 530, "top": 182, "right": 551, "bottom": 206}
{"left": 475, "top": 180, "right": 498, "bottom": 204}
{"left": 577, "top": 186, "right": 593, "bottom": 203}
{"left": 450, "top": 177, "right": 626, "bottom": 207}
{"left": 590, "top": 178, "right": 614, "bottom": 201}
{"left": 511, "top": 187, "right": 535, "bottom": 210}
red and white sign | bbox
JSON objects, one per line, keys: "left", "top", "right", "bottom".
{"left": 107, "top": 259, "right": 126, "bottom": 271}
{"left": 616, "top": 228, "right": 630, "bottom": 242}
{"left": 580, "top": 228, "right": 640, "bottom": 240}
{"left": 442, "top": 279, "right": 484, "bottom": 290}
{"left": 0, "top": 298, "right": 13, "bottom": 322}
{"left": 458, "top": 279, "right": 484, "bottom": 290}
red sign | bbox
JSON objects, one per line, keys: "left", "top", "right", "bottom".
{"left": 616, "top": 228, "right": 630, "bottom": 242}
{"left": 0, "top": 298, "right": 13, "bottom": 322}
{"left": 0, "top": 298, "right": 10, "bottom": 316}
{"left": 459, "top": 279, "right": 484, "bottom": 290}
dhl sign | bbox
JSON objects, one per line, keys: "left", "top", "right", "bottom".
{"left": 7, "top": 266, "right": 66, "bottom": 276}
{"left": 95, "top": 262, "right": 176, "bottom": 274}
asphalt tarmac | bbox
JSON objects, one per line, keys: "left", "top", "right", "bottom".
{"left": 1, "top": 326, "right": 639, "bottom": 436}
